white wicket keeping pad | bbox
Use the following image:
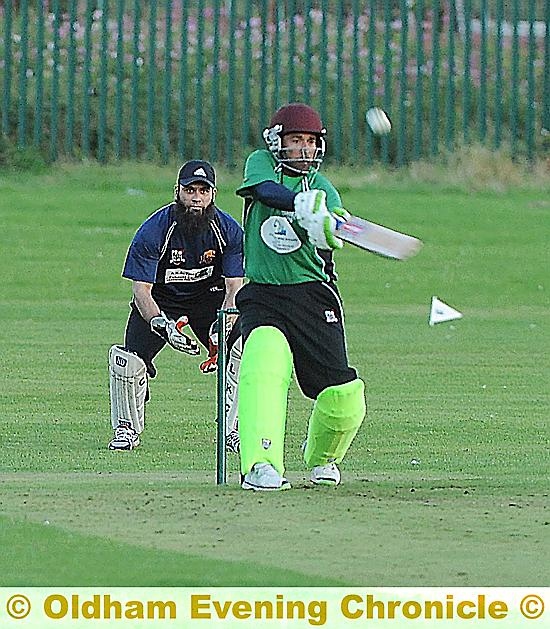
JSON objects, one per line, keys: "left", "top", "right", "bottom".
{"left": 109, "top": 345, "right": 147, "bottom": 433}
{"left": 336, "top": 215, "right": 422, "bottom": 260}
{"left": 225, "top": 336, "right": 242, "bottom": 434}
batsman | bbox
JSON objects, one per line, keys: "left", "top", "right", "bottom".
{"left": 236, "top": 103, "right": 366, "bottom": 490}
{"left": 108, "top": 160, "right": 243, "bottom": 452}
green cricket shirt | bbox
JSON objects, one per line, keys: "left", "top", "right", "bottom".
{"left": 236, "top": 149, "right": 342, "bottom": 285}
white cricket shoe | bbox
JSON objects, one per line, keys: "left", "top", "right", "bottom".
{"left": 310, "top": 462, "right": 341, "bottom": 486}
{"left": 225, "top": 429, "right": 240, "bottom": 454}
{"left": 241, "top": 463, "right": 291, "bottom": 491}
{"left": 108, "top": 422, "right": 140, "bottom": 451}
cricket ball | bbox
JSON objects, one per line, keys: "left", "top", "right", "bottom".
{"left": 366, "top": 107, "right": 392, "bottom": 135}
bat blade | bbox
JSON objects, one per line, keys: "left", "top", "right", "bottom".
{"left": 336, "top": 215, "right": 422, "bottom": 260}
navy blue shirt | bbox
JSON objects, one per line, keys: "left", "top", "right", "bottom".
{"left": 123, "top": 203, "right": 244, "bottom": 309}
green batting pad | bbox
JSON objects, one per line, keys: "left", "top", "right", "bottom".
{"left": 238, "top": 326, "right": 292, "bottom": 475}
{"left": 304, "top": 379, "right": 366, "bottom": 468}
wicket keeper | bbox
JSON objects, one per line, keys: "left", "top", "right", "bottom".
{"left": 108, "top": 160, "right": 244, "bottom": 452}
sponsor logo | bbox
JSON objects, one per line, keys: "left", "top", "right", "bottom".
{"left": 194, "top": 167, "right": 207, "bottom": 177}
{"left": 262, "top": 438, "right": 272, "bottom": 450}
{"left": 170, "top": 249, "right": 185, "bottom": 264}
{"left": 324, "top": 310, "right": 338, "bottom": 323}
{"left": 260, "top": 216, "right": 301, "bottom": 253}
{"left": 272, "top": 219, "right": 287, "bottom": 235}
{"left": 115, "top": 356, "right": 127, "bottom": 367}
{"left": 165, "top": 266, "right": 214, "bottom": 283}
{"left": 200, "top": 249, "right": 216, "bottom": 265}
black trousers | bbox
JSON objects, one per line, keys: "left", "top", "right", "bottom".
{"left": 124, "top": 288, "right": 226, "bottom": 377}
{"left": 235, "top": 281, "right": 357, "bottom": 399}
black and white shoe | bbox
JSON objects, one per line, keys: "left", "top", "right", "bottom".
{"left": 108, "top": 422, "right": 140, "bottom": 451}
{"left": 310, "top": 462, "right": 341, "bottom": 486}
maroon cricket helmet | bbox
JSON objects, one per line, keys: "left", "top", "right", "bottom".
{"left": 263, "top": 103, "right": 327, "bottom": 174}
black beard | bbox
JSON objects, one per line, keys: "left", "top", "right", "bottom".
{"left": 174, "top": 202, "right": 215, "bottom": 236}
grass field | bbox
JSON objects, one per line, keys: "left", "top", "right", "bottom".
{"left": 0, "top": 162, "right": 548, "bottom": 586}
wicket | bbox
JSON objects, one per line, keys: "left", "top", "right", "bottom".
{"left": 215, "top": 307, "right": 239, "bottom": 484}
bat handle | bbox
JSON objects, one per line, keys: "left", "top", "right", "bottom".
{"left": 332, "top": 207, "right": 351, "bottom": 230}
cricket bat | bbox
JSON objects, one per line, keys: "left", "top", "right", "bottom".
{"left": 336, "top": 215, "right": 422, "bottom": 260}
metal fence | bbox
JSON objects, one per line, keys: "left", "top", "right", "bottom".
{"left": 1, "top": 0, "right": 549, "bottom": 165}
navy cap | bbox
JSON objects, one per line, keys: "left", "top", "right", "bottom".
{"left": 177, "top": 160, "right": 216, "bottom": 188}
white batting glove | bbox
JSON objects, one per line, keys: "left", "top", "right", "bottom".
{"left": 150, "top": 312, "right": 200, "bottom": 355}
{"left": 294, "top": 190, "right": 344, "bottom": 250}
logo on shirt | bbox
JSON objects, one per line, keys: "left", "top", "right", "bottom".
{"left": 170, "top": 249, "right": 185, "bottom": 264}
{"left": 272, "top": 219, "right": 287, "bottom": 236}
{"left": 200, "top": 249, "right": 216, "bottom": 265}
{"left": 324, "top": 310, "right": 338, "bottom": 323}
{"left": 260, "top": 216, "right": 301, "bottom": 254}
{"left": 165, "top": 267, "right": 214, "bottom": 283}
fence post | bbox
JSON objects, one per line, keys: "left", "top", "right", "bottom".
{"left": 334, "top": 1, "right": 345, "bottom": 161}
{"left": 82, "top": 0, "right": 93, "bottom": 158}
{"left": 271, "top": 2, "right": 281, "bottom": 115}
{"left": 288, "top": 0, "right": 296, "bottom": 102}
{"left": 50, "top": 0, "right": 61, "bottom": 162}
{"left": 445, "top": 0, "right": 457, "bottom": 151}
{"left": 462, "top": 0, "right": 472, "bottom": 145}
{"left": 66, "top": 0, "right": 77, "bottom": 156}
{"left": 526, "top": 0, "right": 537, "bottom": 161}
{"left": 146, "top": 0, "right": 157, "bottom": 160}
{"left": 381, "top": 0, "right": 392, "bottom": 164}
{"left": 366, "top": 0, "right": 376, "bottom": 164}
{"left": 510, "top": 0, "right": 520, "bottom": 158}
{"left": 319, "top": 0, "right": 328, "bottom": 134}
{"left": 430, "top": 0, "right": 441, "bottom": 156}
{"left": 351, "top": 0, "right": 360, "bottom": 163}
{"left": 478, "top": 0, "right": 488, "bottom": 142}
{"left": 413, "top": 0, "right": 425, "bottom": 160}
{"left": 397, "top": 0, "right": 409, "bottom": 166}
{"left": 226, "top": 0, "right": 237, "bottom": 166}
{"left": 114, "top": 0, "right": 126, "bottom": 160}
{"left": 304, "top": 0, "right": 312, "bottom": 105}
{"left": 161, "top": 0, "right": 172, "bottom": 164}
{"left": 17, "top": 0, "right": 29, "bottom": 149}
{"left": 98, "top": 0, "right": 109, "bottom": 163}
{"left": 194, "top": 3, "right": 205, "bottom": 160}
{"left": 1, "top": 0, "right": 13, "bottom": 136}
{"left": 129, "top": 0, "right": 141, "bottom": 159}
{"left": 544, "top": 0, "right": 550, "bottom": 136}
{"left": 260, "top": 0, "right": 270, "bottom": 127}
{"left": 494, "top": 0, "right": 504, "bottom": 149}
{"left": 210, "top": 0, "right": 221, "bottom": 162}
{"left": 177, "top": 0, "right": 188, "bottom": 159}
{"left": 243, "top": 0, "right": 253, "bottom": 148}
